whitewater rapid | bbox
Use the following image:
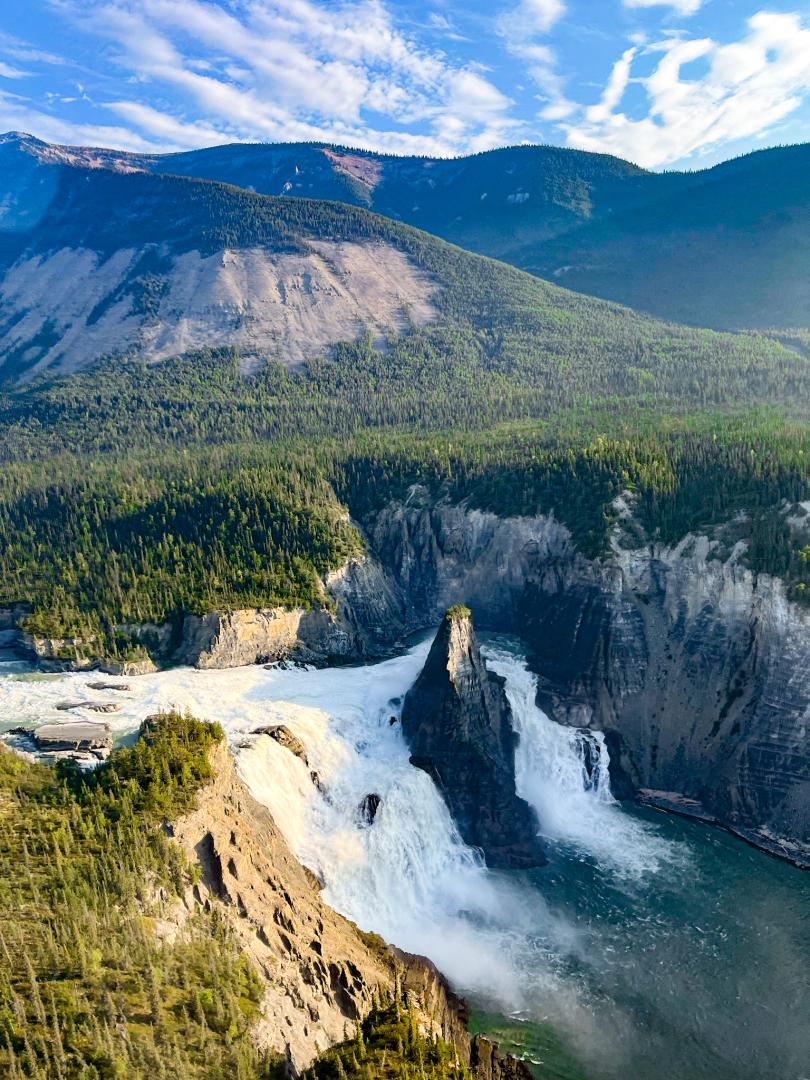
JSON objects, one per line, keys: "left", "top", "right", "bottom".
{"left": 0, "top": 635, "right": 683, "bottom": 1022}
{"left": 3, "top": 637, "right": 809, "bottom": 1079}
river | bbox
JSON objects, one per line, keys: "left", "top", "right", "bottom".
{"left": 1, "top": 636, "right": 808, "bottom": 1080}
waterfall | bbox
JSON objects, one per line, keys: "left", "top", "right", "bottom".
{"left": 232, "top": 639, "right": 556, "bottom": 1006}
{"left": 0, "top": 629, "right": 693, "bottom": 1073}
{"left": 482, "top": 638, "right": 678, "bottom": 878}
{"left": 7, "top": 634, "right": 805, "bottom": 1080}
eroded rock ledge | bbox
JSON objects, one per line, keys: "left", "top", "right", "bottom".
{"left": 167, "top": 739, "right": 530, "bottom": 1076}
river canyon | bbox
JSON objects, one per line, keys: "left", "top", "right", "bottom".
{"left": 2, "top": 632, "right": 808, "bottom": 1080}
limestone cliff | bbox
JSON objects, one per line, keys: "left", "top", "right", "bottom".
{"left": 367, "top": 492, "right": 810, "bottom": 867}
{"left": 1, "top": 554, "right": 413, "bottom": 673}
{"left": 8, "top": 484, "right": 810, "bottom": 865}
{"left": 168, "top": 739, "right": 529, "bottom": 1075}
{"left": 401, "top": 607, "right": 545, "bottom": 869}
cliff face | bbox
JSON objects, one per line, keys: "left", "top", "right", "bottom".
{"left": 169, "top": 740, "right": 528, "bottom": 1075}
{"left": 7, "top": 486, "right": 809, "bottom": 864}
{"left": 2, "top": 555, "right": 415, "bottom": 673}
{"left": 170, "top": 743, "right": 393, "bottom": 1068}
{"left": 367, "top": 494, "right": 810, "bottom": 866}
{"left": 523, "top": 538, "right": 810, "bottom": 865}
{"left": 401, "top": 608, "right": 545, "bottom": 869}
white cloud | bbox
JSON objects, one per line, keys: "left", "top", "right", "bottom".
{"left": 104, "top": 100, "right": 238, "bottom": 149}
{"left": 624, "top": 0, "right": 703, "bottom": 15}
{"left": 498, "top": 0, "right": 574, "bottom": 122}
{"left": 46, "top": 0, "right": 518, "bottom": 155}
{"left": 0, "top": 61, "right": 30, "bottom": 79}
{"left": 0, "top": 31, "right": 68, "bottom": 67}
{"left": 501, "top": 0, "right": 566, "bottom": 35}
{"left": 0, "top": 88, "right": 162, "bottom": 151}
{"left": 560, "top": 11, "right": 810, "bottom": 168}
{"left": 586, "top": 47, "right": 636, "bottom": 123}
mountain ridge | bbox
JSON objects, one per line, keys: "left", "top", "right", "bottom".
{"left": 5, "top": 129, "right": 806, "bottom": 330}
{"left": 2, "top": 137, "right": 804, "bottom": 411}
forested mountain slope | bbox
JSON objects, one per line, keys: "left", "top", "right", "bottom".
{"left": 0, "top": 132, "right": 805, "bottom": 411}
{"left": 1, "top": 131, "right": 810, "bottom": 645}
{"left": 7, "top": 131, "right": 810, "bottom": 330}
{"left": 0, "top": 130, "right": 807, "bottom": 647}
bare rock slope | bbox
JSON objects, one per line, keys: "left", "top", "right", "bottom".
{"left": 169, "top": 739, "right": 528, "bottom": 1076}
{"left": 0, "top": 241, "right": 437, "bottom": 380}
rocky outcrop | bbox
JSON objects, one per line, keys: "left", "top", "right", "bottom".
{"left": 31, "top": 721, "right": 112, "bottom": 764}
{"left": 367, "top": 492, "right": 810, "bottom": 866}
{"left": 256, "top": 724, "right": 309, "bottom": 766}
{"left": 7, "top": 483, "right": 809, "bottom": 863}
{"left": 1, "top": 555, "right": 414, "bottom": 674}
{"left": 401, "top": 606, "right": 545, "bottom": 869}
{"left": 140, "top": 557, "right": 412, "bottom": 670}
{"left": 470, "top": 1035, "right": 535, "bottom": 1080}
{"left": 170, "top": 742, "right": 391, "bottom": 1068}
{"left": 173, "top": 606, "right": 355, "bottom": 669}
{"left": 168, "top": 739, "right": 524, "bottom": 1074}
{"left": 522, "top": 535, "right": 810, "bottom": 866}
{"left": 56, "top": 700, "right": 120, "bottom": 713}
{"left": 357, "top": 793, "right": 381, "bottom": 826}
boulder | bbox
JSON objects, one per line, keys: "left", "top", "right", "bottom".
{"left": 33, "top": 721, "right": 112, "bottom": 757}
{"left": 357, "top": 793, "right": 382, "bottom": 826}
{"left": 254, "top": 724, "right": 309, "bottom": 766}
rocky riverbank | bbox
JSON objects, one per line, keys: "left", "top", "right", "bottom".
{"left": 166, "top": 736, "right": 531, "bottom": 1076}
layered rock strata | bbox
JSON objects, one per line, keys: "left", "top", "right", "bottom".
{"left": 370, "top": 493, "right": 810, "bottom": 866}
{"left": 6, "top": 486, "right": 810, "bottom": 863}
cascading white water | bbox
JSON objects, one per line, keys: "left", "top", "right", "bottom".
{"left": 232, "top": 640, "right": 574, "bottom": 1009}
{"left": 5, "top": 633, "right": 807, "bottom": 1079}
{"left": 482, "top": 637, "right": 679, "bottom": 878}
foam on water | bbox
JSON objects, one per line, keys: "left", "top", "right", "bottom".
{"left": 14, "top": 635, "right": 802, "bottom": 1078}
{"left": 482, "top": 638, "right": 686, "bottom": 878}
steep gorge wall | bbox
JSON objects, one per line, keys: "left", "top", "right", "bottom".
{"left": 7, "top": 487, "right": 809, "bottom": 864}
{"left": 364, "top": 492, "right": 810, "bottom": 865}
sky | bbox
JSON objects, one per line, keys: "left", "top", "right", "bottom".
{"left": 2, "top": 0, "right": 810, "bottom": 169}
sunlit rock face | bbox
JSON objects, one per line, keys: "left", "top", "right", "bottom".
{"left": 0, "top": 241, "right": 437, "bottom": 381}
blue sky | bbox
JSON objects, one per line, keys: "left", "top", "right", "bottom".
{"left": 2, "top": 0, "right": 810, "bottom": 168}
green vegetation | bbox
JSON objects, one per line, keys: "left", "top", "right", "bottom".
{"left": 0, "top": 713, "right": 284, "bottom": 1078}
{"left": 83, "top": 135, "right": 810, "bottom": 331}
{"left": 0, "top": 159, "right": 809, "bottom": 642}
{"left": 2, "top": 406, "right": 810, "bottom": 644}
{"left": 0, "top": 714, "right": 549, "bottom": 1079}
{"left": 445, "top": 605, "right": 472, "bottom": 622}
{"left": 301, "top": 1000, "right": 472, "bottom": 1080}
{"left": 0, "top": 445, "right": 361, "bottom": 646}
